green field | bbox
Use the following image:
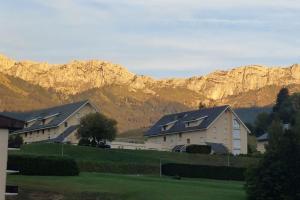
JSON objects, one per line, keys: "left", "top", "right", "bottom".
{"left": 11, "top": 144, "right": 259, "bottom": 174}
{"left": 7, "top": 173, "right": 246, "bottom": 200}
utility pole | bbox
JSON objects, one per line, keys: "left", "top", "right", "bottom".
{"left": 61, "top": 142, "right": 64, "bottom": 157}
{"left": 159, "top": 158, "right": 162, "bottom": 177}
{"left": 227, "top": 152, "right": 230, "bottom": 167}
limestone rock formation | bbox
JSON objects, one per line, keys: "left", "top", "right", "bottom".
{"left": 1, "top": 53, "right": 299, "bottom": 132}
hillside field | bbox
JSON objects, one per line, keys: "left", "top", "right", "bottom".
{"left": 7, "top": 173, "right": 246, "bottom": 200}
{"left": 10, "top": 144, "right": 259, "bottom": 174}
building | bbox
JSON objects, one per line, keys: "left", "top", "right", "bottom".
{"left": 0, "top": 115, "right": 24, "bottom": 200}
{"left": 256, "top": 132, "right": 268, "bottom": 153}
{"left": 145, "top": 105, "right": 250, "bottom": 155}
{"left": 256, "top": 123, "right": 290, "bottom": 153}
{"left": 0, "top": 100, "right": 98, "bottom": 144}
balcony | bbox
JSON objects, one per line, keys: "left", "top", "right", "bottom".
{"left": 7, "top": 147, "right": 20, "bottom": 151}
{"left": 5, "top": 185, "right": 18, "bottom": 196}
{"left": 6, "top": 169, "right": 19, "bottom": 174}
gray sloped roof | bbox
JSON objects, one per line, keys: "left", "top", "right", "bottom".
{"left": 145, "top": 105, "right": 229, "bottom": 137}
{"left": 257, "top": 132, "right": 269, "bottom": 141}
{"left": 205, "top": 142, "right": 228, "bottom": 154}
{"left": 47, "top": 125, "right": 79, "bottom": 143}
{"left": 0, "top": 100, "right": 89, "bottom": 133}
{"left": 0, "top": 114, "right": 24, "bottom": 130}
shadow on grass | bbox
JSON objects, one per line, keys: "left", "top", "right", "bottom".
{"left": 6, "top": 188, "right": 122, "bottom": 200}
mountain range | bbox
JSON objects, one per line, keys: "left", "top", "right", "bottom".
{"left": 0, "top": 54, "right": 298, "bottom": 133}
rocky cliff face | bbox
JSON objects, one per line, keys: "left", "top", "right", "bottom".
{"left": 0, "top": 54, "right": 299, "bottom": 132}
{"left": 1, "top": 54, "right": 299, "bottom": 101}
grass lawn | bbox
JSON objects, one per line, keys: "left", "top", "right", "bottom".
{"left": 11, "top": 144, "right": 259, "bottom": 169}
{"left": 7, "top": 173, "right": 246, "bottom": 200}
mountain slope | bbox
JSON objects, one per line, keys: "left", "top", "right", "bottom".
{"left": 0, "top": 54, "right": 298, "bottom": 132}
{"left": 0, "top": 72, "right": 61, "bottom": 111}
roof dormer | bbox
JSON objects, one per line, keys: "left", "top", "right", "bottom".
{"left": 161, "top": 120, "right": 177, "bottom": 132}
{"left": 184, "top": 116, "right": 207, "bottom": 128}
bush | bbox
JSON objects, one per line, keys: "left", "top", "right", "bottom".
{"left": 186, "top": 145, "right": 211, "bottom": 154}
{"left": 78, "top": 138, "right": 91, "bottom": 146}
{"left": 8, "top": 135, "right": 23, "bottom": 148}
{"left": 162, "top": 163, "right": 245, "bottom": 181}
{"left": 78, "top": 161, "right": 159, "bottom": 175}
{"left": 7, "top": 154, "right": 79, "bottom": 176}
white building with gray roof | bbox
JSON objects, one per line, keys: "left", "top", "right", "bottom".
{"left": 0, "top": 100, "right": 99, "bottom": 144}
{"left": 145, "top": 105, "right": 250, "bottom": 155}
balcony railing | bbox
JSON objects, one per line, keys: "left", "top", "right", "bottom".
{"left": 6, "top": 169, "right": 19, "bottom": 174}
{"left": 5, "top": 185, "right": 18, "bottom": 195}
{"left": 7, "top": 147, "right": 20, "bottom": 151}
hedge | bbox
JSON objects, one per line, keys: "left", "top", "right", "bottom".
{"left": 8, "top": 154, "right": 79, "bottom": 176}
{"left": 162, "top": 163, "right": 246, "bottom": 181}
{"left": 186, "top": 145, "right": 211, "bottom": 154}
{"left": 78, "top": 161, "right": 159, "bottom": 175}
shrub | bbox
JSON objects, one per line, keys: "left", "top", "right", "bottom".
{"left": 78, "top": 161, "right": 159, "bottom": 175}
{"left": 8, "top": 135, "right": 23, "bottom": 148}
{"left": 7, "top": 154, "right": 79, "bottom": 176}
{"left": 162, "top": 163, "right": 245, "bottom": 181}
{"left": 78, "top": 138, "right": 91, "bottom": 146}
{"left": 185, "top": 145, "right": 211, "bottom": 154}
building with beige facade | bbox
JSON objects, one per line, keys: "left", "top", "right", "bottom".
{"left": 0, "top": 100, "right": 98, "bottom": 144}
{"left": 0, "top": 115, "right": 24, "bottom": 200}
{"left": 145, "top": 105, "right": 250, "bottom": 155}
{"left": 256, "top": 133, "right": 268, "bottom": 153}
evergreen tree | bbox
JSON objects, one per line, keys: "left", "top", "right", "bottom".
{"left": 273, "top": 87, "right": 289, "bottom": 113}
{"left": 245, "top": 115, "right": 300, "bottom": 200}
{"left": 254, "top": 112, "right": 271, "bottom": 136}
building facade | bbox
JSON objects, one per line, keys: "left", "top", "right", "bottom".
{"left": 145, "top": 105, "right": 250, "bottom": 155}
{"left": 0, "top": 115, "right": 24, "bottom": 200}
{"left": 0, "top": 100, "right": 98, "bottom": 144}
{"left": 256, "top": 133, "right": 268, "bottom": 153}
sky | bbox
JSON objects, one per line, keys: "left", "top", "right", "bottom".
{"left": 0, "top": 0, "right": 300, "bottom": 78}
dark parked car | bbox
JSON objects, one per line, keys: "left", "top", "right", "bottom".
{"left": 97, "top": 142, "right": 111, "bottom": 149}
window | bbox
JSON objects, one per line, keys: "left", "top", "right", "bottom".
{"left": 233, "top": 140, "right": 241, "bottom": 148}
{"left": 179, "top": 133, "right": 182, "bottom": 138}
{"left": 25, "top": 122, "right": 28, "bottom": 127}
{"left": 25, "top": 133, "right": 27, "bottom": 137}
{"left": 187, "top": 138, "right": 190, "bottom": 144}
{"left": 185, "top": 116, "right": 207, "bottom": 128}
{"left": 162, "top": 125, "right": 167, "bottom": 131}
{"left": 37, "top": 130, "right": 39, "bottom": 134}
{"left": 42, "top": 119, "right": 46, "bottom": 125}
{"left": 233, "top": 130, "right": 240, "bottom": 139}
{"left": 233, "top": 149, "right": 241, "bottom": 155}
{"left": 64, "top": 122, "right": 68, "bottom": 127}
{"left": 42, "top": 129, "right": 45, "bottom": 134}
{"left": 233, "top": 119, "right": 240, "bottom": 129}
{"left": 163, "top": 136, "right": 166, "bottom": 142}
{"left": 161, "top": 121, "right": 177, "bottom": 131}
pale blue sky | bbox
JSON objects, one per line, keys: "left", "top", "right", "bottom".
{"left": 0, "top": 0, "right": 300, "bottom": 78}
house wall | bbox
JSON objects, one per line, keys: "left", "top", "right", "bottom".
{"left": 239, "top": 120, "right": 248, "bottom": 154}
{"left": 206, "top": 110, "right": 232, "bottom": 151}
{"left": 0, "top": 129, "right": 8, "bottom": 200}
{"left": 21, "top": 103, "right": 97, "bottom": 144}
{"left": 110, "top": 141, "right": 146, "bottom": 150}
{"left": 206, "top": 110, "right": 248, "bottom": 154}
{"left": 257, "top": 141, "right": 268, "bottom": 153}
{"left": 146, "top": 129, "right": 207, "bottom": 151}
{"left": 146, "top": 109, "right": 248, "bottom": 154}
